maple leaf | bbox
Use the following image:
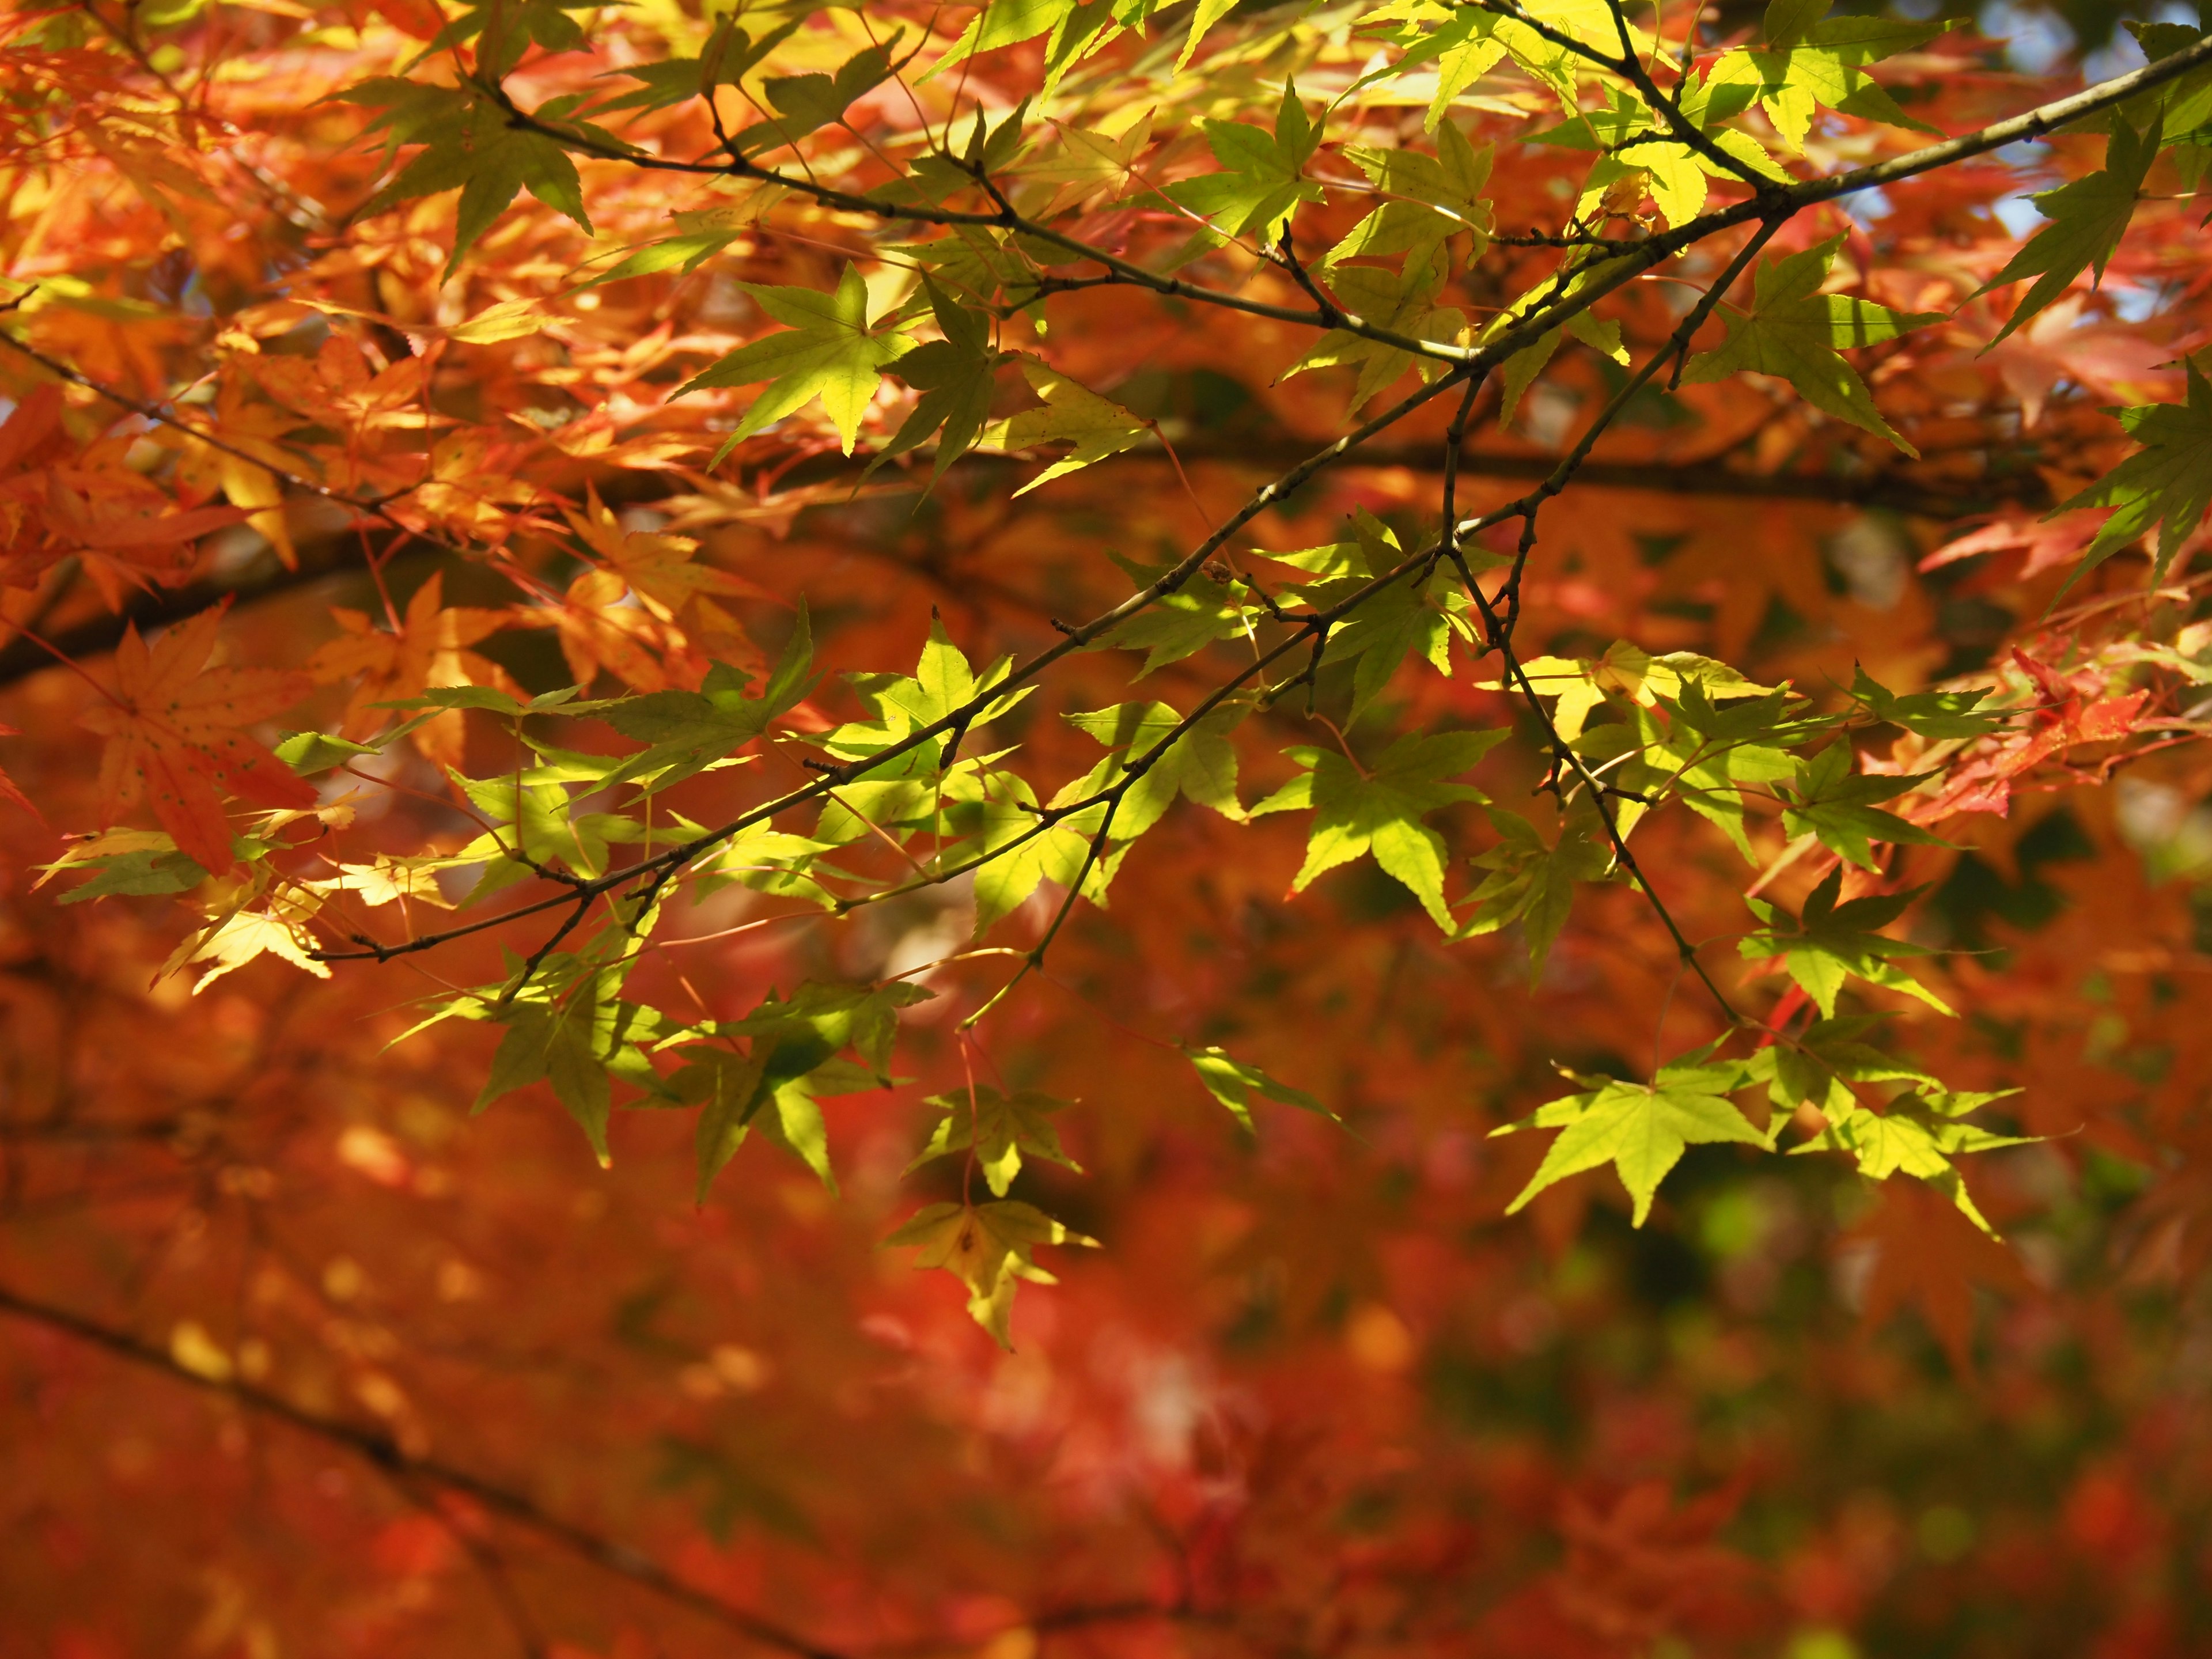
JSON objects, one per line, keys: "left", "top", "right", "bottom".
{"left": 1163, "top": 82, "right": 1324, "bottom": 241}
{"left": 1457, "top": 801, "right": 1615, "bottom": 977}
{"left": 871, "top": 279, "right": 1004, "bottom": 490}
{"left": 344, "top": 81, "right": 594, "bottom": 276}
{"left": 179, "top": 907, "right": 332, "bottom": 995}
{"left": 562, "top": 485, "right": 771, "bottom": 621}
{"left": 1853, "top": 1177, "right": 2031, "bottom": 1373}
{"left": 978, "top": 358, "right": 1147, "bottom": 493}
{"left": 1252, "top": 729, "right": 1504, "bottom": 930}
{"left": 1325, "top": 119, "right": 1494, "bottom": 273}
{"left": 1775, "top": 743, "right": 1949, "bottom": 870}
{"left": 2051, "top": 363, "right": 2212, "bottom": 583}
{"left": 309, "top": 573, "right": 520, "bottom": 770}
{"left": 1094, "top": 557, "right": 1250, "bottom": 676}
{"left": 1183, "top": 1044, "right": 1334, "bottom": 1131}
{"left": 883, "top": 1199, "right": 1097, "bottom": 1347}
{"left": 1847, "top": 666, "right": 2003, "bottom": 741}
{"left": 1792, "top": 1089, "right": 2031, "bottom": 1234}
{"left": 1703, "top": 14, "right": 1951, "bottom": 153}
{"left": 1681, "top": 235, "right": 1939, "bottom": 453}
{"left": 1976, "top": 116, "right": 2159, "bottom": 349}
{"left": 81, "top": 605, "right": 314, "bottom": 876}
{"left": 1494, "top": 1055, "right": 1771, "bottom": 1226}
{"left": 906, "top": 1085, "right": 1081, "bottom": 1196}
{"left": 677, "top": 264, "right": 912, "bottom": 459}
{"left": 1064, "top": 700, "right": 1244, "bottom": 836}
{"left": 1741, "top": 866, "right": 1950, "bottom": 1019}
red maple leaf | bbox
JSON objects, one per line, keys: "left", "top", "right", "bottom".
{"left": 80, "top": 604, "right": 315, "bottom": 874}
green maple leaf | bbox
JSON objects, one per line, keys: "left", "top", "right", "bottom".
{"left": 677, "top": 264, "right": 912, "bottom": 458}
{"left": 1327, "top": 119, "right": 1493, "bottom": 273}
{"left": 1776, "top": 743, "right": 1949, "bottom": 870}
{"left": 590, "top": 606, "right": 814, "bottom": 789}
{"left": 1163, "top": 81, "right": 1324, "bottom": 241}
{"left": 979, "top": 358, "right": 1147, "bottom": 493}
{"left": 2051, "top": 362, "right": 2212, "bottom": 583}
{"left": 907, "top": 1086, "right": 1081, "bottom": 1196}
{"left": 1095, "top": 556, "right": 1249, "bottom": 676}
{"left": 1065, "top": 700, "right": 1245, "bottom": 836}
{"left": 1703, "top": 17, "right": 1950, "bottom": 153}
{"left": 1456, "top": 801, "right": 1615, "bottom": 977}
{"left": 1791, "top": 1086, "right": 2031, "bottom": 1233}
{"left": 883, "top": 1199, "right": 1097, "bottom": 1347}
{"left": 870, "top": 279, "right": 1003, "bottom": 490}
{"left": 1741, "top": 865, "right": 1950, "bottom": 1018}
{"left": 957, "top": 768, "right": 1118, "bottom": 935}
{"left": 675, "top": 981, "right": 932, "bottom": 1198}
{"left": 1847, "top": 666, "right": 2003, "bottom": 740}
{"left": 1286, "top": 260, "right": 1468, "bottom": 407}
{"left": 475, "top": 970, "right": 677, "bottom": 1166}
{"left": 1976, "top": 116, "right": 2159, "bottom": 349}
{"left": 1184, "top": 1044, "right": 1334, "bottom": 1132}
{"left": 1251, "top": 729, "right": 1504, "bottom": 930}
{"left": 1681, "top": 235, "right": 1938, "bottom": 453}
{"left": 728, "top": 38, "right": 898, "bottom": 155}
{"left": 588, "top": 16, "right": 799, "bottom": 115}
{"left": 1494, "top": 1055, "right": 1771, "bottom": 1226}
{"left": 344, "top": 81, "right": 593, "bottom": 278}
{"left": 1749, "top": 1013, "right": 1940, "bottom": 1124}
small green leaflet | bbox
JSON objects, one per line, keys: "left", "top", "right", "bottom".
{"left": 476, "top": 974, "right": 680, "bottom": 1167}
{"left": 675, "top": 981, "right": 931, "bottom": 1199}
{"left": 1095, "top": 555, "right": 1249, "bottom": 675}
{"left": 589, "top": 607, "right": 814, "bottom": 789}
{"left": 1184, "top": 1044, "right": 1334, "bottom": 1132}
{"left": 1494, "top": 1055, "right": 1770, "bottom": 1226}
{"left": 274, "top": 730, "right": 382, "bottom": 775}
{"left": 978, "top": 358, "right": 1146, "bottom": 492}
{"left": 1251, "top": 729, "right": 1503, "bottom": 930}
{"left": 1162, "top": 82, "right": 1323, "bottom": 242}
{"left": 1741, "top": 866, "right": 1950, "bottom": 1018}
{"left": 1065, "top": 700, "right": 1245, "bottom": 837}
{"left": 1703, "top": 16, "right": 1951, "bottom": 153}
{"left": 871, "top": 278, "right": 1003, "bottom": 489}
{"left": 573, "top": 190, "right": 787, "bottom": 291}
{"left": 1790, "top": 1085, "right": 2032, "bottom": 1234}
{"left": 1308, "top": 515, "right": 1473, "bottom": 714}
{"left": 2051, "top": 362, "right": 2212, "bottom": 584}
{"left": 883, "top": 1199, "right": 1097, "bottom": 1347}
{"left": 1976, "top": 116, "right": 2158, "bottom": 349}
{"left": 585, "top": 17, "right": 799, "bottom": 115}
{"left": 1777, "top": 743, "right": 1948, "bottom": 870}
{"left": 677, "top": 263, "right": 912, "bottom": 459}
{"left": 343, "top": 81, "right": 593, "bottom": 277}
{"left": 1457, "top": 802, "right": 1613, "bottom": 977}
{"left": 1497, "top": 639, "right": 1775, "bottom": 741}
{"left": 729, "top": 38, "right": 897, "bottom": 156}
{"left": 1681, "top": 235, "right": 1938, "bottom": 454}
{"left": 1847, "top": 666, "right": 2003, "bottom": 740}
{"left": 1749, "top": 1013, "right": 1939, "bottom": 1125}
{"left": 411, "top": 0, "right": 599, "bottom": 78}
{"left": 1286, "top": 260, "right": 1467, "bottom": 408}
{"left": 906, "top": 1085, "right": 1081, "bottom": 1196}
{"left": 821, "top": 616, "right": 1032, "bottom": 775}
{"left": 1325, "top": 120, "right": 1493, "bottom": 274}
{"left": 955, "top": 767, "right": 1116, "bottom": 934}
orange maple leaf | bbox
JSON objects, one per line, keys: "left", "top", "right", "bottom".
{"left": 1854, "top": 1179, "right": 2032, "bottom": 1374}
{"left": 81, "top": 604, "right": 315, "bottom": 875}
{"left": 309, "top": 573, "right": 520, "bottom": 770}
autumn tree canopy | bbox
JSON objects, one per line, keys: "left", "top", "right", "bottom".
{"left": 8, "top": 0, "right": 2212, "bottom": 1652}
